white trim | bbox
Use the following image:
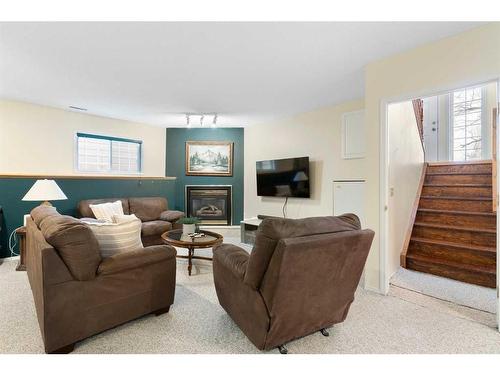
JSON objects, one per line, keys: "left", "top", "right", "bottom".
{"left": 379, "top": 99, "right": 390, "bottom": 295}
{"left": 495, "top": 79, "right": 500, "bottom": 333}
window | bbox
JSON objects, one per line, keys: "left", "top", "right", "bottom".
{"left": 451, "top": 86, "right": 483, "bottom": 161}
{"left": 76, "top": 133, "right": 142, "bottom": 174}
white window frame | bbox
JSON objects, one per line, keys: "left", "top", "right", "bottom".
{"left": 449, "top": 84, "right": 486, "bottom": 161}
{"left": 74, "top": 132, "right": 143, "bottom": 175}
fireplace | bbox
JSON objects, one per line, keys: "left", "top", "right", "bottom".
{"left": 185, "top": 186, "right": 232, "bottom": 225}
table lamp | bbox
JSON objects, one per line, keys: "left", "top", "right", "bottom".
{"left": 22, "top": 179, "right": 68, "bottom": 206}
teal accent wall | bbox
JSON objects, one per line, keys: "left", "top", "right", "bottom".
{"left": 0, "top": 178, "right": 176, "bottom": 258}
{"left": 166, "top": 128, "right": 244, "bottom": 225}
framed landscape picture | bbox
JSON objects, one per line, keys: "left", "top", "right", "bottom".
{"left": 185, "top": 141, "right": 234, "bottom": 176}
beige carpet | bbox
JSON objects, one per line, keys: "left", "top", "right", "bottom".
{"left": 391, "top": 267, "right": 497, "bottom": 314}
{"left": 1, "top": 256, "right": 500, "bottom": 354}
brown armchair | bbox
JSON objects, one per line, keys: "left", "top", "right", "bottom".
{"left": 213, "top": 214, "right": 374, "bottom": 353}
{"left": 26, "top": 205, "right": 177, "bottom": 354}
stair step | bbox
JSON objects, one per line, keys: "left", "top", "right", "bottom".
{"left": 420, "top": 195, "right": 491, "bottom": 201}
{"left": 422, "top": 185, "right": 492, "bottom": 198}
{"left": 416, "top": 209, "right": 496, "bottom": 229}
{"left": 414, "top": 222, "right": 496, "bottom": 233}
{"left": 417, "top": 208, "right": 496, "bottom": 216}
{"left": 412, "top": 222, "right": 496, "bottom": 247}
{"left": 425, "top": 174, "right": 492, "bottom": 184}
{"left": 406, "top": 254, "right": 496, "bottom": 288}
{"left": 424, "top": 184, "right": 492, "bottom": 187}
{"left": 418, "top": 196, "right": 493, "bottom": 212}
{"left": 409, "top": 237, "right": 496, "bottom": 267}
{"left": 425, "top": 172, "right": 492, "bottom": 176}
{"left": 427, "top": 161, "right": 492, "bottom": 174}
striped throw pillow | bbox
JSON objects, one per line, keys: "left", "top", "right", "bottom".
{"left": 86, "top": 214, "right": 143, "bottom": 258}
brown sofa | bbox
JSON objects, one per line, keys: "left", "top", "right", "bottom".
{"left": 26, "top": 205, "right": 177, "bottom": 354}
{"left": 212, "top": 214, "right": 374, "bottom": 353}
{"left": 78, "top": 197, "right": 184, "bottom": 247}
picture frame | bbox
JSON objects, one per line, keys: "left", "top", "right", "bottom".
{"left": 185, "top": 141, "right": 234, "bottom": 176}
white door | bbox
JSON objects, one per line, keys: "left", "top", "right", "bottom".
{"left": 333, "top": 180, "right": 366, "bottom": 227}
{"left": 423, "top": 96, "right": 439, "bottom": 162}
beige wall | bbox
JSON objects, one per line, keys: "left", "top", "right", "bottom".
{"left": 364, "top": 23, "right": 500, "bottom": 292}
{"left": 244, "top": 99, "right": 365, "bottom": 219}
{"left": 387, "top": 101, "right": 424, "bottom": 278}
{"left": 0, "top": 99, "right": 166, "bottom": 176}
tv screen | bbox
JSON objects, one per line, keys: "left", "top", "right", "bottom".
{"left": 256, "top": 156, "right": 310, "bottom": 198}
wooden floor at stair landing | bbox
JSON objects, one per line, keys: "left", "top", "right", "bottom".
{"left": 403, "top": 160, "right": 496, "bottom": 288}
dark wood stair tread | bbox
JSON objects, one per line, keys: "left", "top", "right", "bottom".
{"left": 417, "top": 208, "right": 496, "bottom": 216}
{"left": 406, "top": 254, "right": 496, "bottom": 274}
{"left": 425, "top": 172, "right": 492, "bottom": 176}
{"left": 420, "top": 195, "right": 492, "bottom": 201}
{"left": 427, "top": 161, "right": 492, "bottom": 165}
{"left": 423, "top": 183, "right": 492, "bottom": 187}
{"left": 413, "top": 222, "right": 496, "bottom": 234}
{"left": 410, "top": 236, "right": 496, "bottom": 254}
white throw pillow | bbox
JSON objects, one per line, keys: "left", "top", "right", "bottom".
{"left": 89, "top": 200, "right": 124, "bottom": 222}
{"left": 86, "top": 215, "right": 143, "bottom": 258}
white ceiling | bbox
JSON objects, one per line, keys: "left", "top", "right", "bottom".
{"left": 0, "top": 22, "right": 483, "bottom": 127}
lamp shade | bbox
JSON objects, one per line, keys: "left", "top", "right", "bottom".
{"left": 22, "top": 179, "right": 68, "bottom": 202}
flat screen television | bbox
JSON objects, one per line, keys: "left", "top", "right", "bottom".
{"left": 256, "top": 156, "right": 310, "bottom": 198}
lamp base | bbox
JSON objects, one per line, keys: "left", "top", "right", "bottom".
{"left": 40, "top": 201, "right": 52, "bottom": 206}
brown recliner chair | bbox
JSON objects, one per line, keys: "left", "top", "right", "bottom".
{"left": 26, "top": 205, "right": 177, "bottom": 354}
{"left": 213, "top": 214, "right": 374, "bottom": 353}
{"left": 78, "top": 197, "right": 184, "bottom": 247}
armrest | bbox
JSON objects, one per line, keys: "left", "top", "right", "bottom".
{"left": 213, "top": 243, "right": 250, "bottom": 281}
{"left": 98, "top": 245, "right": 176, "bottom": 276}
{"left": 159, "top": 210, "right": 185, "bottom": 222}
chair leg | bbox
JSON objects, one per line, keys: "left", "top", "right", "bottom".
{"left": 320, "top": 328, "right": 330, "bottom": 337}
{"left": 154, "top": 306, "right": 171, "bottom": 316}
{"left": 47, "top": 343, "right": 75, "bottom": 354}
{"left": 278, "top": 345, "right": 288, "bottom": 354}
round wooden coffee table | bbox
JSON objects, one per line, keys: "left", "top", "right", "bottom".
{"left": 161, "top": 229, "right": 223, "bottom": 276}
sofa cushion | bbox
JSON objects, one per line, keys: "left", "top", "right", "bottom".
{"left": 78, "top": 198, "right": 130, "bottom": 218}
{"left": 87, "top": 215, "right": 143, "bottom": 258}
{"left": 141, "top": 220, "right": 172, "bottom": 237}
{"left": 244, "top": 214, "right": 362, "bottom": 289}
{"left": 89, "top": 200, "right": 124, "bottom": 222}
{"left": 159, "top": 210, "right": 185, "bottom": 222}
{"left": 38, "top": 213, "right": 101, "bottom": 281}
{"left": 129, "top": 197, "right": 168, "bottom": 222}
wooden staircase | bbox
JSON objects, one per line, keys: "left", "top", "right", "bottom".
{"left": 402, "top": 160, "right": 497, "bottom": 288}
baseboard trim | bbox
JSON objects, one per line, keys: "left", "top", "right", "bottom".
{"left": 0, "top": 255, "right": 19, "bottom": 262}
{"left": 363, "top": 284, "right": 385, "bottom": 295}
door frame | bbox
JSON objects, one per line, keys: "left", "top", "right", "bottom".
{"left": 379, "top": 78, "right": 499, "bottom": 329}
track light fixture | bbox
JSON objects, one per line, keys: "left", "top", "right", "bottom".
{"left": 184, "top": 113, "right": 218, "bottom": 128}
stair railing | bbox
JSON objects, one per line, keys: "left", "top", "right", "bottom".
{"left": 412, "top": 99, "right": 424, "bottom": 150}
